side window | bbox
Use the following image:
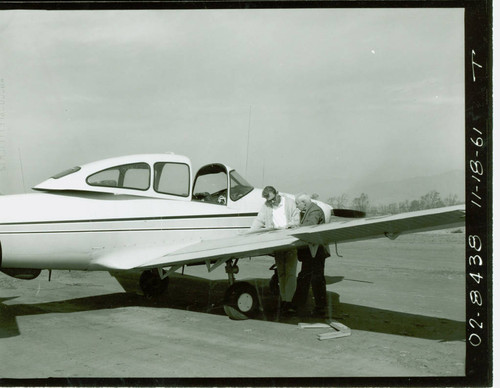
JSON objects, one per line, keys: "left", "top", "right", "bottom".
{"left": 123, "top": 167, "right": 150, "bottom": 189}
{"left": 87, "top": 163, "right": 150, "bottom": 191}
{"left": 154, "top": 162, "right": 190, "bottom": 197}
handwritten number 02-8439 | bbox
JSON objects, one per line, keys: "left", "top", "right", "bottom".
{"left": 467, "top": 235, "right": 484, "bottom": 347}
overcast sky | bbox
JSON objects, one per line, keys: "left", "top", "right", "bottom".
{"left": 0, "top": 8, "right": 464, "bottom": 199}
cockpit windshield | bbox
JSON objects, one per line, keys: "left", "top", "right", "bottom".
{"left": 229, "top": 170, "right": 253, "bottom": 201}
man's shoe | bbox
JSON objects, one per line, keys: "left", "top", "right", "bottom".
{"left": 280, "top": 302, "right": 297, "bottom": 316}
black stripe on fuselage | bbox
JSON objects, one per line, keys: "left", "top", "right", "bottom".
{"left": 0, "top": 226, "right": 251, "bottom": 234}
{"left": 0, "top": 212, "right": 259, "bottom": 226}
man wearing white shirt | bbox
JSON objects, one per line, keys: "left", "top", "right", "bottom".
{"left": 250, "top": 186, "right": 300, "bottom": 315}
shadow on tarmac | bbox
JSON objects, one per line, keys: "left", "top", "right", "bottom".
{"left": 0, "top": 272, "right": 464, "bottom": 342}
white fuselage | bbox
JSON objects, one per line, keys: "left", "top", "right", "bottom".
{"left": 0, "top": 191, "right": 265, "bottom": 270}
{"left": 0, "top": 153, "right": 333, "bottom": 273}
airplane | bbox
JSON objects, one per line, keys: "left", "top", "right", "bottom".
{"left": 0, "top": 153, "right": 465, "bottom": 319}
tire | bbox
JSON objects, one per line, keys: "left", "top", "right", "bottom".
{"left": 139, "top": 270, "right": 169, "bottom": 298}
{"left": 223, "top": 282, "right": 259, "bottom": 320}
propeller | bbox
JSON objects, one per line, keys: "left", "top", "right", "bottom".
{"left": 331, "top": 209, "right": 366, "bottom": 218}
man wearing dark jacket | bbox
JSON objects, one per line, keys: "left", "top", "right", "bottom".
{"left": 292, "top": 193, "right": 331, "bottom": 317}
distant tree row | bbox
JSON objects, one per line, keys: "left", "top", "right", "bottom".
{"left": 324, "top": 190, "right": 463, "bottom": 216}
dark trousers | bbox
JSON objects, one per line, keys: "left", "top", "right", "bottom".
{"left": 293, "top": 247, "right": 327, "bottom": 310}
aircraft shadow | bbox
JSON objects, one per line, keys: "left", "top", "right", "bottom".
{"left": 1, "top": 273, "right": 464, "bottom": 342}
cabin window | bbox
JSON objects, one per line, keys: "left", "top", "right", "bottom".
{"left": 86, "top": 162, "right": 150, "bottom": 191}
{"left": 229, "top": 171, "right": 254, "bottom": 201}
{"left": 154, "top": 162, "right": 190, "bottom": 197}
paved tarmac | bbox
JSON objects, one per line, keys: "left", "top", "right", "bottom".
{"left": 0, "top": 231, "right": 465, "bottom": 383}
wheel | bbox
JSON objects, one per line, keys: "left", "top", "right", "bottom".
{"left": 223, "top": 282, "right": 259, "bottom": 320}
{"left": 139, "top": 270, "right": 169, "bottom": 298}
{"left": 269, "top": 273, "right": 280, "bottom": 296}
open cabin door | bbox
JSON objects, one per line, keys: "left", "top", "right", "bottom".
{"left": 192, "top": 164, "right": 229, "bottom": 205}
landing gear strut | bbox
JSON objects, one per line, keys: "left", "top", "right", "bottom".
{"left": 222, "top": 259, "right": 260, "bottom": 320}
{"left": 268, "top": 264, "right": 280, "bottom": 296}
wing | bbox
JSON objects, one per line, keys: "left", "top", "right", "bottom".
{"left": 132, "top": 205, "right": 465, "bottom": 271}
{"left": 88, "top": 243, "right": 196, "bottom": 271}
{"left": 88, "top": 230, "right": 299, "bottom": 271}
{"left": 293, "top": 204, "right": 466, "bottom": 245}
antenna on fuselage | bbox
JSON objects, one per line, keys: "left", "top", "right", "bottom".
{"left": 244, "top": 106, "right": 251, "bottom": 177}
